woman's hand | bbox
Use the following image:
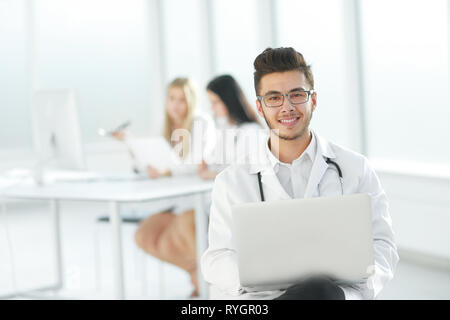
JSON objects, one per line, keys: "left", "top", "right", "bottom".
{"left": 146, "top": 165, "right": 161, "bottom": 179}
{"left": 111, "top": 130, "right": 127, "bottom": 141}
{"left": 146, "top": 165, "right": 171, "bottom": 179}
{"left": 197, "top": 160, "right": 217, "bottom": 180}
{"left": 197, "top": 160, "right": 208, "bottom": 173}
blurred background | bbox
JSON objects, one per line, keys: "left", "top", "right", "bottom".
{"left": 0, "top": 0, "right": 449, "bottom": 299}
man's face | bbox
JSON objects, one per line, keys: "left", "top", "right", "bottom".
{"left": 256, "top": 70, "right": 317, "bottom": 141}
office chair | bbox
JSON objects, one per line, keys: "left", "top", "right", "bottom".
{"left": 93, "top": 209, "right": 168, "bottom": 298}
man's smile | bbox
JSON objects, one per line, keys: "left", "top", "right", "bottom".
{"left": 278, "top": 115, "right": 300, "bottom": 127}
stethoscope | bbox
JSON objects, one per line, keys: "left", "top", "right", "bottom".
{"left": 257, "top": 157, "right": 343, "bottom": 201}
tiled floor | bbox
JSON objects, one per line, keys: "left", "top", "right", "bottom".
{"left": 1, "top": 200, "right": 449, "bottom": 300}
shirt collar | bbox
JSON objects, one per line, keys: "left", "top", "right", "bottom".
{"left": 248, "top": 130, "right": 335, "bottom": 175}
{"left": 265, "top": 131, "right": 317, "bottom": 171}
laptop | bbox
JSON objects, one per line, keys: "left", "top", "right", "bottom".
{"left": 231, "top": 193, "right": 375, "bottom": 292}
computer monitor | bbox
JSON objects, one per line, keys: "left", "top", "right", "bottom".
{"left": 31, "top": 89, "right": 86, "bottom": 171}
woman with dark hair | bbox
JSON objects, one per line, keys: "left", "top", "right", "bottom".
{"left": 113, "top": 77, "right": 214, "bottom": 297}
{"left": 198, "top": 74, "right": 262, "bottom": 179}
{"left": 206, "top": 74, "right": 259, "bottom": 126}
{"left": 133, "top": 75, "right": 261, "bottom": 298}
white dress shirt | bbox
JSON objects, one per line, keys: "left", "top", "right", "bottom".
{"left": 267, "top": 133, "right": 316, "bottom": 199}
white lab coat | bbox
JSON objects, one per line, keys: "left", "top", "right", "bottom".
{"left": 201, "top": 131, "right": 399, "bottom": 300}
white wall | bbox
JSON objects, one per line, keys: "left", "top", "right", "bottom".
{"left": 377, "top": 171, "right": 450, "bottom": 260}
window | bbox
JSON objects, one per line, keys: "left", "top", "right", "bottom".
{"left": 360, "top": 0, "right": 450, "bottom": 164}
{"left": 162, "top": 0, "right": 211, "bottom": 114}
{"left": 33, "top": 0, "right": 153, "bottom": 144}
{"left": 276, "top": 0, "right": 353, "bottom": 149}
{"left": 0, "top": 0, "right": 31, "bottom": 151}
{"left": 212, "top": 0, "right": 262, "bottom": 112}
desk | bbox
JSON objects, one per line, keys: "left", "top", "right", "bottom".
{"left": 0, "top": 175, "right": 213, "bottom": 299}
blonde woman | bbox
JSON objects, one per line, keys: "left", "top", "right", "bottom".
{"left": 136, "top": 75, "right": 262, "bottom": 297}
{"left": 113, "top": 77, "right": 213, "bottom": 297}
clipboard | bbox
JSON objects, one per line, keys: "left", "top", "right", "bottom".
{"left": 126, "top": 136, "right": 178, "bottom": 172}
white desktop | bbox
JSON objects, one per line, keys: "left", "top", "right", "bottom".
{"left": 31, "top": 89, "right": 86, "bottom": 184}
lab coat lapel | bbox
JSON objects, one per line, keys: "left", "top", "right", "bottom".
{"left": 304, "top": 154, "right": 328, "bottom": 198}
{"left": 248, "top": 137, "right": 291, "bottom": 201}
{"left": 260, "top": 168, "right": 291, "bottom": 200}
{"left": 304, "top": 132, "right": 335, "bottom": 198}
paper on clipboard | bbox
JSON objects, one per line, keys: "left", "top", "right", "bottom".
{"left": 126, "top": 136, "right": 177, "bottom": 172}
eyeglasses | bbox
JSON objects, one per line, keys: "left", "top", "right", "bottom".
{"left": 257, "top": 89, "right": 315, "bottom": 108}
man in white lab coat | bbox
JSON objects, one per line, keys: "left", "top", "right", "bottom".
{"left": 201, "top": 47, "right": 399, "bottom": 300}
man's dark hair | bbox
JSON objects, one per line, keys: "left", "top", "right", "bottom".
{"left": 253, "top": 47, "right": 314, "bottom": 95}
